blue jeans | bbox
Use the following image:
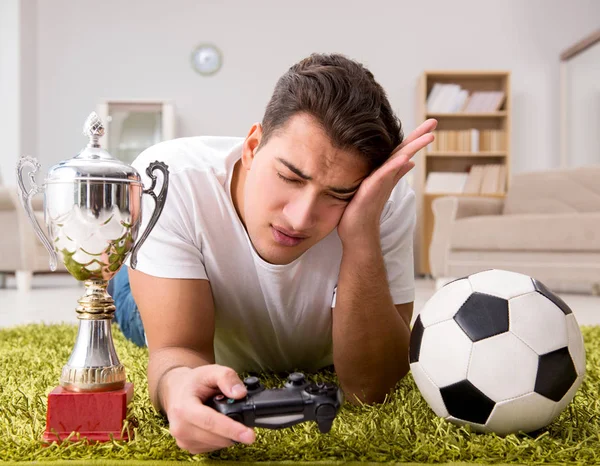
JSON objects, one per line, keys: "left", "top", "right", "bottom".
{"left": 108, "top": 266, "right": 147, "bottom": 347}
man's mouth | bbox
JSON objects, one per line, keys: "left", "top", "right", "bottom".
{"left": 271, "top": 225, "right": 308, "bottom": 247}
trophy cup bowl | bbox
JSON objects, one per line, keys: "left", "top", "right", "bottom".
{"left": 16, "top": 112, "right": 169, "bottom": 442}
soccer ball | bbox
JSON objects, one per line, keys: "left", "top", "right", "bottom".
{"left": 409, "top": 269, "right": 586, "bottom": 435}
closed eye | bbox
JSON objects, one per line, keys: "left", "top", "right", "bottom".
{"left": 277, "top": 172, "right": 353, "bottom": 202}
{"left": 328, "top": 193, "right": 353, "bottom": 202}
{"left": 277, "top": 172, "right": 301, "bottom": 184}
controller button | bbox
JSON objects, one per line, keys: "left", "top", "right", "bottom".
{"left": 306, "top": 384, "right": 321, "bottom": 394}
{"left": 215, "top": 394, "right": 225, "bottom": 401}
{"left": 227, "top": 398, "right": 236, "bottom": 404}
{"left": 288, "top": 372, "right": 306, "bottom": 386}
{"left": 244, "top": 376, "right": 261, "bottom": 391}
{"left": 316, "top": 404, "right": 336, "bottom": 419}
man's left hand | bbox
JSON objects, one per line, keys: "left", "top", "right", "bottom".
{"left": 337, "top": 119, "right": 438, "bottom": 247}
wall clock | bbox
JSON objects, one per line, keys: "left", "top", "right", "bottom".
{"left": 191, "top": 44, "right": 223, "bottom": 76}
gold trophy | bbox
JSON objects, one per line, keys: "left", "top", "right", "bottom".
{"left": 16, "top": 112, "right": 169, "bottom": 442}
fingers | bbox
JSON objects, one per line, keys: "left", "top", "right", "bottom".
{"left": 198, "top": 403, "right": 255, "bottom": 444}
{"left": 372, "top": 123, "right": 436, "bottom": 185}
{"left": 394, "top": 161, "right": 415, "bottom": 185}
{"left": 170, "top": 402, "right": 255, "bottom": 448}
{"left": 379, "top": 132, "right": 432, "bottom": 179}
{"left": 395, "top": 132, "right": 435, "bottom": 162}
{"left": 170, "top": 418, "right": 236, "bottom": 453}
{"left": 165, "top": 364, "right": 257, "bottom": 454}
{"left": 190, "top": 364, "right": 248, "bottom": 400}
{"left": 395, "top": 118, "right": 438, "bottom": 153}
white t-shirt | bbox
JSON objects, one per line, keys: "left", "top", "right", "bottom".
{"left": 127, "top": 136, "right": 416, "bottom": 373}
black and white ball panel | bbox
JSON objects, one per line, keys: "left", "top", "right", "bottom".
{"left": 565, "top": 313, "right": 586, "bottom": 377}
{"left": 535, "top": 347, "right": 577, "bottom": 402}
{"left": 533, "top": 278, "right": 573, "bottom": 315}
{"left": 418, "top": 319, "right": 473, "bottom": 388}
{"left": 410, "top": 362, "right": 449, "bottom": 418}
{"left": 550, "top": 374, "right": 584, "bottom": 421}
{"left": 408, "top": 315, "right": 424, "bottom": 364}
{"left": 486, "top": 392, "right": 557, "bottom": 435}
{"left": 419, "top": 278, "right": 473, "bottom": 327}
{"left": 468, "top": 269, "right": 536, "bottom": 300}
{"left": 440, "top": 380, "right": 495, "bottom": 426}
{"left": 509, "top": 292, "right": 569, "bottom": 355}
{"left": 453, "top": 292, "right": 509, "bottom": 342}
{"left": 468, "top": 332, "right": 539, "bottom": 402}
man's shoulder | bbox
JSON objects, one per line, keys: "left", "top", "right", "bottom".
{"left": 391, "top": 177, "right": 415, "bottom": 201}
{"left": 131, "top": 136, "right": 244, "bottom": 177}
{"left": 380, "top": 177, "right": 415, "bottom": 226}
{"left": 387, "top": 177, "right": 415, "bottom": 210}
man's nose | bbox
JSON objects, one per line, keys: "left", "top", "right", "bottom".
{"left": 284, "top": 191, "right": 318, "bottom": 232}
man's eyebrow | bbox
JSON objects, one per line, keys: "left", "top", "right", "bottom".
{"left": 276, "top": 157, "right": 362, "bottom": 195}
{"left": 277, "top": 157, "right": 312, "bottom": 180}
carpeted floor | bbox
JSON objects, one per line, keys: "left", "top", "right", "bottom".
{"left": 1, "top": 323, "right": 600, "bottom": 465}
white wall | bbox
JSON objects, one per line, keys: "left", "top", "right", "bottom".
{"left": 31, "top": 0, "right": 600, "bottom": 174}
{"left": 0, "top": 0, "right": 37, "bottom": 187}
{"left": 20, "top": 0, "right": 37, "bottom": 165}
{"left": 565, "top": 42, "right": 600, "bottom": 168}
{"left": 0, "top": 0, "right": 21, "bottom": 185}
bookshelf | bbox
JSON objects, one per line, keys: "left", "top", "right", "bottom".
{"left": 416, "top": 70, "right": 512, "bottom": 276}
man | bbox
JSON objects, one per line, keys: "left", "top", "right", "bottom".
{"left": 110, "top": 53, "right": 436, "bottom": 453}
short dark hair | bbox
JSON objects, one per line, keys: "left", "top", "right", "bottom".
{"left": 260, "top": 53, "right": 403, "bottom": 171}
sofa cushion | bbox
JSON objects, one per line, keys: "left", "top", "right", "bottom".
{"left": 450, "top": 213, "right": 600, "bottom": 251}
{"left": 445, "top": 250, "right": 600, "bottom": 294}
{"left": 0, "top": 187, "right": 18, "bottom": 211}
{"left": 503, "top": 165, "right": 600, "bottom": 215}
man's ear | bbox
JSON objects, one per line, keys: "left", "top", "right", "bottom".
{"left": 241, "top": 123, "right": 263, "bottom": 169}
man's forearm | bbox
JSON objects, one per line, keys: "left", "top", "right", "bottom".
{"left": 332, "top": 237, "right": 411, "bottom": 404}
{"left": 149, "top": 347, "right": 212, "bottom": 415}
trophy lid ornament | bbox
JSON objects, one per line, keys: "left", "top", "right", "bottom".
{"left": 46, "top": 112, "right": 142, "bottom": 185}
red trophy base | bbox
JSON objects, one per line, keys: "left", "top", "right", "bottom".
{"left": 42, "top": 382, "right": 135, "bottom": 444}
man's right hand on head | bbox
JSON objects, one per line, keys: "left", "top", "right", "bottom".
{"left": 161, "top": 364, "right": 256, "bottom": 454}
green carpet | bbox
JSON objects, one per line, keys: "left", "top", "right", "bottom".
{"left": 1, "top": 323, "right": 600, "bottom": 465}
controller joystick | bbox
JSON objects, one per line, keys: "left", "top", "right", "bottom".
{"left": 206, "top": 372, "right": 343, "bottom": 433}
{"left": 285, "top": 372, "right": 307, "bottom": 388}
{"left": 243, "top": 376, "right": 264, "bottom": 393}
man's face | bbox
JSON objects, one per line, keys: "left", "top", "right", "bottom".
{"left": 238, "top": 113, "right": 370, "bottom": 265}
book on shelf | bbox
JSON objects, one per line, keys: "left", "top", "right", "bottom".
{"left": 427, "top": 83, "right": 505, "bottom": 113}
{"left": 479, "top": 164, "right": 500, "bottom": 194}
{"left": 463, "top": 91, "right": 505, "bottom": 112}
{"left": 465, "top": 163, "right": 507, "bottom": 194}
{"left": 424, "top": 172, "right": 469, "bottom": 194}
{"left": 462, "top": 165, "right": 484, "bottom": 193}
{"left": 479, "top": 129, "right": 505, "bottom": 151}
{"left": 429, "top": 129, "right": 505, "bottom": 152}
{"left": 425, "top": 164, "right": 507, "bottom": 195}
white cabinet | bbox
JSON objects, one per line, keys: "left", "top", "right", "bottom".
{"left": 97, "top": 100, "right": 175, "bottom": 164}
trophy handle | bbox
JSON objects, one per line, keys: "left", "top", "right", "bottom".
{"left": 129, "top": 161, "right": 170, "bottom": 270}
{"left": 16, "top": 156, "right": 59, "bottom": 271}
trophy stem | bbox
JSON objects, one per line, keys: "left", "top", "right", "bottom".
{"left": 76, "top": 279, "right": 116, "bottom": 319}
{"left": 60, "top": 279, "right": 126, "bottom": 392}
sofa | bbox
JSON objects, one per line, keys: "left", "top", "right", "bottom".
{"left": 429, "top": 165, "right": 600, "bottom": 294}
{"left": 0, "top": 186, "right": 67, "bottom": 291}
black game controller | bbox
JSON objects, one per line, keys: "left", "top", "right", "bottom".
{"left": 205, "top": 372, "right": 344, "bottom": 433}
